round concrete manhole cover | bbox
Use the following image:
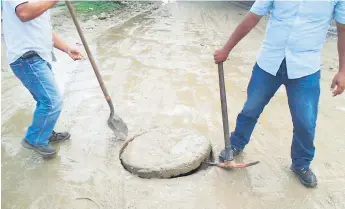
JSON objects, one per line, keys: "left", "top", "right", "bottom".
{"left": 119, "top": 128, "right": 212, "bottom": 179}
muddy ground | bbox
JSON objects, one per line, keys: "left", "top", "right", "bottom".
{"left": 2, "top": 1, "right": 345, "bottom": 209}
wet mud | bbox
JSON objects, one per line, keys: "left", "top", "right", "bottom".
{"left": 2, "top": 1, "right": 345, "bottom": 209}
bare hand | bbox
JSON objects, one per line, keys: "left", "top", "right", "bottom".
{"left": 66, "top": 47, "right": 86, "bottom": 61}
{"left": 214, "top": 48, "right": 229, "bottom": 64}
{"left": 331, "top": 71, "right": 345, "bottom": 96}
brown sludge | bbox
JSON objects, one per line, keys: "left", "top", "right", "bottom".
{"left": 119, "top": 128, "right": 212, "bottom": 179}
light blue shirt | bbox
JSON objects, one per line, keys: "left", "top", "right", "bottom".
{"left": 250, "top": 0, "right": 345, "bottom": 79}
{"left": 2, "top": 0, "right": 53, "bottom": 64}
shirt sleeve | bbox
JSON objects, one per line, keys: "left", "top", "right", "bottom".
{"left": 335, "top": 0, "right": 345, "bottom": 24}
{"left": 7, "top": 0, "right": 28, "bottom": 12}
{"left": 250, "top": 0, "right": 274, "bottom": 16}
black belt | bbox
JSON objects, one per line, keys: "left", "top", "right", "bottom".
{"left": 21, "top": 51, "right": 38, "bottom": 59}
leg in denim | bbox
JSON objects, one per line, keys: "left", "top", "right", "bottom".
{"left": 286, "top": 71, "right": 320, "bottom": 170}
{"left": 10, "top": 56, "right": 63, "bottom": 146}
{"left": 230, "top": 63, "right": 283, "bottom": 150}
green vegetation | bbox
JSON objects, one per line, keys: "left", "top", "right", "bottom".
{"left": 59, "top": 1, "right": 122, "bottom": 15}
{"left": 73, "top": 1, "right": 121, "bottom": 14}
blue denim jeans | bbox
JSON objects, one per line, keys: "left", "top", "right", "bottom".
{"left": 231, "top": 59, "right": 320, "bottom": 170}
{"left": 10, "top": 55, "right": 63, "bottom": 146}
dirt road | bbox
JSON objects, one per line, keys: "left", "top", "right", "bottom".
{"left": 2, "top": 2, "right": 345, "bottom": 209}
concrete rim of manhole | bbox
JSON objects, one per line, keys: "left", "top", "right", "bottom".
{"left": 119, "top": 128, "right": 212, "bottom": 179}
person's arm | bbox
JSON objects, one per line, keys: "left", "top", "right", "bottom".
{"left": 53, "top": 31, "right": 69, "bottom": 53}
{"left": 222, "top": 12, "right": 262, "bottom": 54}
{"left": 14, "top": 0, "right": 57, "bottom": 22}
{"left": 331, "top": 1, "right": 345, "bottom": 96}
{"left": 53, "top": 31, "right": 85, "bottom": 60}
{"left": 214, "top": 0, "right": 273, "bottom": 63}
{"left": 337, "top": 23, "right": 345, "bottom": 75}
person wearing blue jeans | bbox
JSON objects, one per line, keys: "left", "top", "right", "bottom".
{"left": 2, "top": 1, "right": 85, "bottom": 157}
{"left": 214, "top": 0, "right": 345, "bottom": 187}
